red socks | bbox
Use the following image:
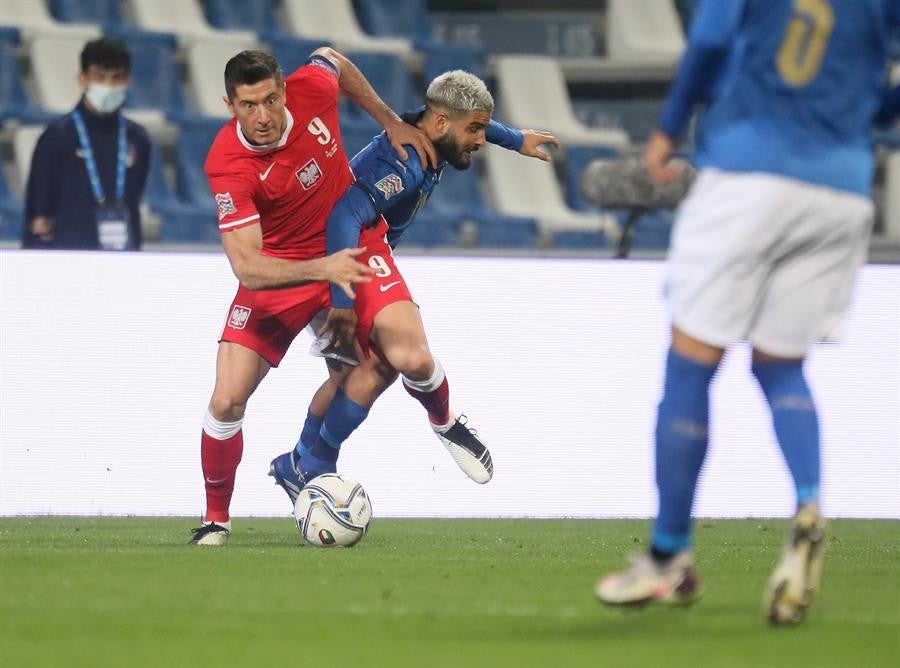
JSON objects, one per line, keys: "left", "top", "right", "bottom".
{"left": 200, "top": 429, "right": 243, "bottom": 523}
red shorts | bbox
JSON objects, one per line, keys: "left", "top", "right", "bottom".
{"left": 220, "top": 281, "right": 330, "bottom": 367}
{"left": 354, "top": 219, "right": 413, "bottom": 354}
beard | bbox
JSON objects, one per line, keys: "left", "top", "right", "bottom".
{"left": 433, "top": 132, "right": 474, "bottom": 170}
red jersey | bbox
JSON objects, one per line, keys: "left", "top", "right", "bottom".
{"left": 204, "top": 58, "right": 353, "bottom": 260}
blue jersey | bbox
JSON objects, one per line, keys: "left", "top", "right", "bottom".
{"left": 660, "top": 0, "right": 900, "bottom": 195}
{"left": 325, "top": 109, "right": 523, "bottom": 307}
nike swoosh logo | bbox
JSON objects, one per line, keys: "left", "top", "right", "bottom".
{"left": 379, "top": 280, "right": 402, "bottom": 293}
{"left": 258, "top": 162, "right": 276, "bottom": 181}
{"left": 205, "top": 476, "right": 229, "bottom": 485}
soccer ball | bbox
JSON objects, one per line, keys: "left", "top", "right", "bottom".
{"left": 294, "top": 473, "right": 372, "bottom": 547}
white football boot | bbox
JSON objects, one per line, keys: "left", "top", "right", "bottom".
{"left": 764, "top": 502, "right": 827, "bottom": 625}
{"left": 596, "top": 551, "right": 701, "bottom": 607}
{"left": 433, "top": 414, "right": 493, "bottom": 484}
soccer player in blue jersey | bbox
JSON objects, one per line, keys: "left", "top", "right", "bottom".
{"left": 269, "top": 70, "right": 558, "bottom": 492}
{"left": 595, "top": 0, "right": 900, "bottom": 624}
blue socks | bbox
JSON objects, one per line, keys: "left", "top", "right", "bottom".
{"left": 297, "top": 389, "right": 370, "bottom": 480}
{"left": 752, "top": 361, "right": 820, "bottom": 506}
{"left": 652, "top": 348, "right": 718, "bottom": 554}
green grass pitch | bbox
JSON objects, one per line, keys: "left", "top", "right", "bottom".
{"left": 1, "top": 517, "right": 897, "bottom": 668}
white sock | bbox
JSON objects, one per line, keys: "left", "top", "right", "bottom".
{"left": 202, "top": 411, "right": 243, "bottom": 440}
{"left": 402, "top": 359, "right": 445, "bottom": 393}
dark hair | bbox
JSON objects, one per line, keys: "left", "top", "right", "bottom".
{"left": 224, "top": 50, "right": 283, "bottom": 100}
{"left": 80, "top": 37, "right": 131, "bottom": 74}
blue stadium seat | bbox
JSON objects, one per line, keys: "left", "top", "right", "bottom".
{"left": 0, "top": 29, "right": 56, "bottom": 124}
{"left": 201, "top": 0, "right": 286, "bottom": 41}
{"left": 475, "top": 217, "right": 539, "bottom": 248}
{"left": 101, "top": 29, "right": 187, "bottom": 117}
{"left": 340, "top": 52, "right": 417, "bottom": 128}
{"left": 144, "top": 147, "right": 218, "bottom": 244}
{"left": 422, "top": 42, "right": 486, "bottom": 83}
{"left": 173, "top": 120, "right": 222, "bottom": 234}
{"left": 396, "top": 212, "right": 461, "bottom": 248}
{"left": 428, "top": 164, "right": 541, "bottom": 247}
{"left": 562, "top": 145, "right": 620, "bottom": 212}
{"left": 49, "top": 0, "right": 125, "bottom": 29}
{"left": 340, "top": 121, "right": 381, "bottom": 161}
{"left": 553, "top": 229, "right": 608, "bottom": 250}
{"left": 630, "top": 210, "right": 674, "bottom": 251}
{"left": 267, "top": 36, "right": 333, "bottom": 75}
{"left": 355, "top": 0, "right": 436, "bottom": 50}
{"left": 0, "top": 164, "right": 24, "bottom": 242}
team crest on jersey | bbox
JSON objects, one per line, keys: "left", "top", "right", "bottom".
{"left": 215, "top": 192, "right": 236, "bottom": 221}
{"left": 296, "top": 159, "right": 322, "bottom": 190}
{"left": 374, "top": 174, "right": 404, "bottom": 200}
{"left": 227, "top": 305, "right": 251, "bottom": 329}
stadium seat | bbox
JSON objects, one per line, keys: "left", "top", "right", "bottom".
{"left": 266, "top": 36, "right": 332, "bottom": 75}
{"left": 0, "top": 29, "right": 57, "bottom": 124}
{"left": 606, "top": 0, "right": 685, "bottom": 63}
{"left": 174, "top": 118, "right": 223, "bottom": 210}
{"left": 630, "top": 210, "right": 674, "bottom": 250}
{"left": 0, "top": 0, "right": 101, "bottom": 39}
{"left": 422, "top": 42, "right": 486, "bottom": 84}
{"left": 339, "top": 52, "right": 418, "bottom": 128}
{"left": 29, "top": 34, "right": 90, "bottom": 113}
{"left": 396, "top": 212, "right": 461, "bottom": 248}
{"left": 355, "top": 0, "right": 436, "bottom": 50}
{"left": 145, "top": 149, "right": 219, "bottom": 244}
{"left": 129, "top": 0, "right": 256, "bottom": 45}
{"left": 102, "top": 29, "right": 187, "bottom": 123}
{"left": 12, "top": 124, "right": 45, "bottom": 194}
{"left": 562, "top": 146, "right": 620, "bottom": 213}
{"left": 340, "top": 121, "right": 381, "bottom": 161}
{"left": 0, "top": 165, "right": 24, "bottom": 242}
{"left": 185, "top": 40, "right": 263, "bottom": 118}
{"left": 552, "top": 229, "right": 608, "bottom": 250}
{"left": 475, "top": 217, "right": 539, "bottom": 249}
{"left": 483, "top": 142, "right": 616, "bottom": 240}
{"left": 48, "top": 0, "right": 125, "bottom": 30}
{"left": 281, "top": 0, "right": 413, "bottom": 59}
{"left": 494, "top": 56, "right": 630, "bottom": 150}
{"left": 201, "top": 0, "right": 286, "bottom": 41}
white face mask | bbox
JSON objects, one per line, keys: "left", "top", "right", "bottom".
{"left": 85, "top": 83, "right": 127, "bottom": 114}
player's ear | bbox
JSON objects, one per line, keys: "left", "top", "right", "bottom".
{"left": 224, "top": 95, "right": 235, "bottom": 116}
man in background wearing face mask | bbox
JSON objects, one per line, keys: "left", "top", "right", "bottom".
{"left": 23, "top": 37, "right": 150, "bottom": 250}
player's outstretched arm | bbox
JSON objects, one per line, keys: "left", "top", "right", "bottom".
{"left": 221, "top": 223, "right": 373, "bottom": 292}
{"left": 312, "top": 47, "right": 437, "bottom": 169}
{"left": 518, "top": 129, "right": 559, "bottom": 162}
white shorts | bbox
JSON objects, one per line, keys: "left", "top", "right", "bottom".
{"left": 667, "top": 169, "right": 874, "bottom": 357}
{"left": 306, "top": 310, "right": 359, "bottom": 366}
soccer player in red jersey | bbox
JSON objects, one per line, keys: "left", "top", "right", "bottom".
{"left": 190, "top": 48, "right": 436, "bottom": 545}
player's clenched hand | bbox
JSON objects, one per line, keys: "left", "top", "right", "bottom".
{"left": 384, "top": 118, "right": 438, "bottom": 170}
{"left": 645, "top": 130, "right": 683, "bottom": 184}
{"left": 323, "top": 247, "right": 374, "bottom": 300}
{"left": 318, "top": 307, "right": 358, "bottom": 357}
{"left": 519, "top": 129, "right": 559, "bottom": 162}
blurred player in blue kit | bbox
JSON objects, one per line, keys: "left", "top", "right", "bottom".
{"left": 595, "top": 0, "right": 900, "bottom": 625}
{"left": 269, "top": 70, "right": 558, "bottom": 497}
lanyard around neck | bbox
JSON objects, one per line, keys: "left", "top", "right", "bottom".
{"left": 71, "top": 109, "right": 127, "bottom": 205}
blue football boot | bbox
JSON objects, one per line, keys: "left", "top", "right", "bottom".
{"left": 268, "top": 450, "right": 307, "bottom": 506}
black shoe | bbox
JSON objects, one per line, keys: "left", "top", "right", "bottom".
{"left": 189, "top": 520, "right": 230, "bottom": 546}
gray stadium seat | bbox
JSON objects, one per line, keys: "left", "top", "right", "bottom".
{"left": 129, "top": 0, "right": 255, "bottom": 45}
{"left": 281, "top": 0, "right": 413, "bottom": 59}
{"left": 494, "top": 55, "right": 630, "bottom": 150}
{"left": 606, "top": 0, "right": 685, "bottom": 64}
{"left": 0, "top": 0, "right": 100, "bottom": 39}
